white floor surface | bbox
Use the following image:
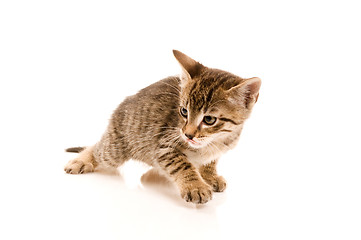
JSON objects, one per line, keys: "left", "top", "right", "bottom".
{"left": 1, "top": 1, "right": 361, "bottom": 239}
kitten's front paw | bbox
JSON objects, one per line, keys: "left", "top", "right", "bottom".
{"left": 64, "top": 159, "right": 94, "bottom": 174}
{"left": 180, "top": 182, "right": 213, "bottom": 204}
{"left": 206, "top": 176, "right": 227, "bottom": 192}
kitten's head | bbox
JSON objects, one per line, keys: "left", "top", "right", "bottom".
{"left": 173, "top": 50, "right": 261, "bottom": 149}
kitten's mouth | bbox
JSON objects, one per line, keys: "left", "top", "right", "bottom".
{"left": 182, "top": 136, "right": 204, "bottom": 149}
{"left": 186, "top": 138, "right": 201, "bottom": 146}
{"left": 180, "top": 130, "right": 206, "bottom": 148}
{"left": 187, "top": 140, "right": 204, "bottom": 149}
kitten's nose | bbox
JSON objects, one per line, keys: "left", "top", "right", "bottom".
{"left": 185, "top": 133, "right": 194, "bottom": 140}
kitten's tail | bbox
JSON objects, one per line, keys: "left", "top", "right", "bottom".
{"left": 65, "top": 147, "right": 85, "bottom": 153}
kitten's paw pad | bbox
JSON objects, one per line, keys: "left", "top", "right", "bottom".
{"left": 209, "top": 176, "right": 227, "bottom": 192}
{"left": 181, "top": 183, "right": 213, "bottom": 204}
{"left": 64, "top": 160, "right": 94, "bottom": 174}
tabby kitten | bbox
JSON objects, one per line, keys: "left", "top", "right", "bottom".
{"left": 65, "top": 50, "right": 261, "bottom": 204}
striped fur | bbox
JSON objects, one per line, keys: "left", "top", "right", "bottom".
{"left": 64, "top": 50, "right": 261, "bottom": 204}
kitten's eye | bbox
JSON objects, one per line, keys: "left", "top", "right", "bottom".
{"left": 203, "top": 116, "right": 217, "bottom": 125}
{"left": 180, "top": 107, "right": 188, "bottom": 118}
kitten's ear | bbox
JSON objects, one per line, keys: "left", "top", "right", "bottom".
{"left": 173, "top": 50, "right": 204, "bottom": 83}
{"left": 227, "top": 77, "right": 262, "bottom": 109}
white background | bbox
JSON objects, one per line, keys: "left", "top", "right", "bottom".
{"left": 1, "top": 0, "right": 360, "bottom": 239}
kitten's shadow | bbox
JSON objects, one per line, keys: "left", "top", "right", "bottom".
{"left": 93, "top": 165, "right": 182, "bottom": 204}
{"left": 96, "top": 166, "right": 122, "bottom": 177}
{"left": 94, "top": 166, "right": 226, "bottom": 209}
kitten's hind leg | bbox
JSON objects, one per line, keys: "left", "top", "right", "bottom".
{"left": 64, "top": 146, "right": 98, "bottom": 174}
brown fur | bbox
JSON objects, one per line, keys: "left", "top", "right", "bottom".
{"left": 64, "top": 50, "right": 261, "bottom": 204}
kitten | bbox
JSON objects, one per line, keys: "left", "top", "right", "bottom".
{"left": 64, "top": 50, "right": 261, "bottom": 204}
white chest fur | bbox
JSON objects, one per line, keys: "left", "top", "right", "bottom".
{"left": 184, "top": 132, "right": 241, "bottom": 168}
{"left": 184, "top": 145, "right": 224, "bottom": 168}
